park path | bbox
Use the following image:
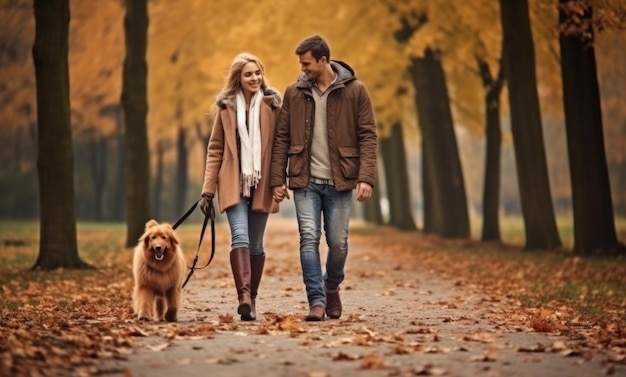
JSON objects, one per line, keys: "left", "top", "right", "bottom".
{"left": 98, "top": 217, "right": 621, "bottom": 377}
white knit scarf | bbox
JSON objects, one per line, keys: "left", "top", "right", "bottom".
{"left": 236, "top": 89, "right": 263, "bottom": 197}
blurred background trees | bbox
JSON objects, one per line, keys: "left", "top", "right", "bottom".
{"left": 1, "top": 0, "right": 625, "bottom": 255}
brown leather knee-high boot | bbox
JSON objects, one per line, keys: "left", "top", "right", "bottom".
{"left": 249, "top": 254, "right": 265, "bottom": 321}
{"left": 230, "top": 248, "right": 252, "bottom": 320}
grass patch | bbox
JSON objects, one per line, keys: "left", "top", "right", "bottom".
{"left": 0, "top": 300, "right": 22, "bottom": 311}
{"left": 351, "top": 215, "right": 626, "bottom": 328}
{"left": 522, "top": 280, "right": 626, "bottom": 323}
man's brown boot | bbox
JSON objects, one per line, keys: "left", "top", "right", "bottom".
{"left": 305, "top": 304, "right": 325, "bottom": 321}
{"left": 230, "top": 248, "right": 252, "bottom": 320}
{"left": 325, "top": 287, "right": 342, "bottom": 319}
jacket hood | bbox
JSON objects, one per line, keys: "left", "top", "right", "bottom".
{"left": 297, "top": 60, "right": 356, "bottom": 87}
{"left": 216, "top": 87, "right": 282, "bottom": 110}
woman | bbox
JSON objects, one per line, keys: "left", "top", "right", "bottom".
{"left": 199, "top": 53, "right": 282, "bottom": 321}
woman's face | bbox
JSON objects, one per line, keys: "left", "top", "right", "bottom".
{"left": 240, "top": 62, "right": 263, "bottom": 97}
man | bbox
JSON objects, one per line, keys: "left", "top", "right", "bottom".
{"left": 270, "top": 35, "right": 377, "bottom": 321}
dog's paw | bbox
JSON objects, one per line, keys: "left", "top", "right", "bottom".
{"left": 137, "top": 315, "right": 151, "bottom": 321}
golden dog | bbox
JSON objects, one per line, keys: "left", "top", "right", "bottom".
{"left": 132, "top": 219, "right": 186, "bottom": 322}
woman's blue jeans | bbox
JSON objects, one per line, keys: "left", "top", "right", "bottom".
{"left": 294, "top": 181, "right": 352, "bottom": 307}
{"left": 225, "top": 196, "right": 269, "bottom": 256}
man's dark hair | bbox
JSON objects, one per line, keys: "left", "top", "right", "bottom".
{"left": 295, "top": 35, "right": 330, "bottom": 61}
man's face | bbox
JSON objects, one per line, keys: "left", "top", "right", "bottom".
{"left": 298, "top": 51, "right": 325, "bottom": 81}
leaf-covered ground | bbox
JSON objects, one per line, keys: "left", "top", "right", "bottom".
{"left": 1, "top": 219, "right": 625, "bottom": 376}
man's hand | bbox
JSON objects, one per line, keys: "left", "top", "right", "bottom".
{"left": 272, "top": 184, "right": 290, "bottom": 202}
{"left": 355, "top": 182, "right": 372, "bottom": 202}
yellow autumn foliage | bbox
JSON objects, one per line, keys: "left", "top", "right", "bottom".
{"left": 1, "top": 0, "right": 625, "bottom": 158}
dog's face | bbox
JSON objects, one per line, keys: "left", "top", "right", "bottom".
{"left": 141, "top": 219, "right": 179, "bottom": 263}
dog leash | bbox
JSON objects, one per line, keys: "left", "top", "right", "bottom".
{"left": 172, "top": 198, "right": 216, "bottom": 289}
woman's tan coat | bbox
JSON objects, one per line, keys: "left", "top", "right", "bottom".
{"left": 201, "top": 88, "right": 282, "bottom": 214}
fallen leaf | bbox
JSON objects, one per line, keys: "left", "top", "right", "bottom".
{"left": 360, "top": 353, "right": 386, "bottom": 369}
{"left": 333, "top": 352, "right": 359, "bottom": 361}
{"left": 147, "top": 342, "right": 170, "bottom": 352}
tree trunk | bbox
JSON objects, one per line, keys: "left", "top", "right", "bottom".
{"left": 89, "top": 131, "right": 107, "bottom": 221}
{"left": 380, "top": 122, "right": 416, "bottom": 231}
{"left": 112, "top": 108, "right": 125, "bottom": 221}
{"left": 421, "top": 139, "right": 439, "bottom": 234}
{"left": 153, "top": 140, "right": 165, "bottom": 220}
{"left": 476, "top": 57, "right": 505, "bottom": 242}
{"left": 121, "top": 0, "right": 150, "bottom": 247}
{"left": 558, "top": 0, "right": 624, "bottom": 255}
{"left": 499, "top": 0, "right": 561, "bottom": 249}
{"left": 614, "top": 159, "right": 626, "bottom": 217}
{"left": 409, "top": 49, "right": 470, "bottom": 238}
{"left": 31, "top": 0, "right": 88, "bottom": 270}
{"left": 175, "top": 126, "right": 188, "bottom": 216}
{"left": 8, "top": 129, "right": 24, "bottom": 218}
{"left": 195, "top": 119, "right": 211, "bottom": 154}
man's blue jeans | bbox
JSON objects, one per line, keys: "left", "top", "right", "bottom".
{"left": 294, "top": 181, "right": 352, "bottom": 307}
{"left": 225, "top": 196, "right": 269, "bottom": 256}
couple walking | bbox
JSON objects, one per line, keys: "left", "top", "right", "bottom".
{"left": 198, "top": 35, "right": 377, "bottom": 322}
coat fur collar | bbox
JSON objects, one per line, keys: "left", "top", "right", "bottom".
{"left": 216, "top": 87, "right": 282, "bottom": 110}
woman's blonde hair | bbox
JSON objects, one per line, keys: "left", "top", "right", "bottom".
{"left": 216, "top": 52, "right": 269, "bottom": 103}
